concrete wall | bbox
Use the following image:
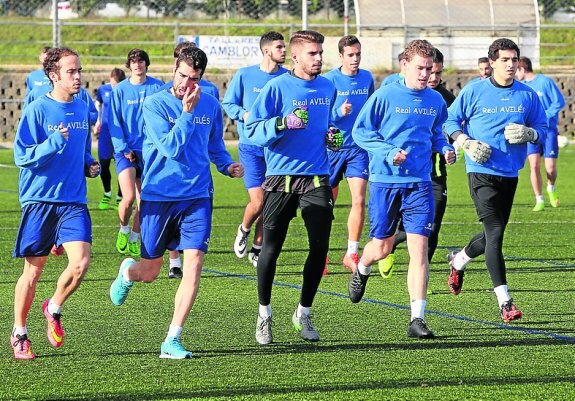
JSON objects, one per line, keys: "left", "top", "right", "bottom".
{"left": 3, "top": 72, "right": 574, "bottom": 142}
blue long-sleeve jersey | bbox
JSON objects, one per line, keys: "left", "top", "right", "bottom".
{"left": 25, "top": 86, "right": 98, "bottom": 126}
{"left": 141, "top": 88, "right": 234, "bottom": 201}
{"left": 222, "top": 64, "right": 288, "bottom": 145}
{"left": 245, "top": 72, "right": 336, "bottom": 176}
{"left": 323, "top": 67, "right": 375, "bottom": 149}
{"left": 353, "top": 81, "right": 453, "bottom": 184}
{"left": 25, "top": 69, "right": 50, "bottom": 95}
{"left": 445, "top": 78, "right": 548, "bottom": 177}
{"left": 522, "top": 74, "right": 565, "bottom": 130}
{"left": 109, "top": 76, "right": 164, "bottom": 155}
{"left": 14, "top": 95, "right": 95, "bottom": 206}
{"left": 95, "top": 83, "right": 113, "bottom": 134}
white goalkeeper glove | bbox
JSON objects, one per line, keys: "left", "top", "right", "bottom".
{"left": 456, "top": 134, "right": 492, "bottom": 164}
{"left": 504, "top": 123, "right": 538, "bottom": 144}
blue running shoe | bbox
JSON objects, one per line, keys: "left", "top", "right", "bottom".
{"left": 160, "top": 337, "right": 193, "bottom": 359}
{"left": 110, "top": 258, "right": 135, "bottom": 306}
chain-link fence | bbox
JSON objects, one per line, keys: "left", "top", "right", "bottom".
{"left": 0, "top": 0, "right": 354, "bottom": 19}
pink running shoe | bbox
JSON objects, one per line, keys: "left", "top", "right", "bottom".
{"left": 11, "top": 334, "right": 35, "bottom": 360}
{"left": 42, "top": 299, "right": 64, "bottom": 347}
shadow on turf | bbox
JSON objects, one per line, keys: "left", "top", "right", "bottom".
{"left": 38, "top": 371, "right": 574, "bottom": 400}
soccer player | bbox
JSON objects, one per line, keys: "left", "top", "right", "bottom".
{"left": 380, "top": 51, "right": 406, "bottom": 87}
{"left": 94, "top": 68, "right": 126, "bottom": 210}
{"left": 24, "top": 83, "right": 98, "bottom": 126}
{"left": 378, "top": 48, "right": 456, "bottom": 280}
{"left": 245, "top": 30, "right": 337, "bottom": 345}
{"left": 109, "top": 48, "right": 163, "bottom": 258}
{"left": 159, "top": 41, "right": 224, "bottom": 279}
{"left": 467, "top": 56, "right": 493, "bottom": 85}
{"left": 222, "top": 31, "right": 288, "bottom": 268}
{"left": 11, "top": 47, "right": 100, "bottom": 359}
{"left": 347, "top": 39, "right": 456, "bottom": 339}
{"left": 515, "top": 56, "right": 565, "bottom": 211}
{"left": 444, "top": 38, "right": 547, "bottom": 322}
{"left": 323, "top": 35, "right": 374, "bottom": 272}
{"left": 25, "top": 46, "right": 51, "bottom": 95}
{"left": 109, "top": 46, "right": 243, "bottom": 359}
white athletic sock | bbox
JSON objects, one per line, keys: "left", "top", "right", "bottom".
{"left": 296, "top": 304, "right": 310, "bottom": 318}
{"left": 240, "top": 224, "right": 250, "bottom": 233}
{"left": 169, "top": 257, "right": 181, "bottom": 268}
{"left": 166, "top": 324, "right": 183, "bottom": 340}
{"left": 535, "top": 195, "right": 544, "bottom": 203}
{"left": 119, "top": 225, "right": 130, "bottom": 234}
{"left": 12, "top": 326, "right": 27, "bottom": 337}
{"left": 547, "top": 184, "right": 555, "bottom": 192}
{"left": 122, "top": 267, "right": 133, "bottom": 282}
{"left": 346, "top": 241, "right": 359, "bottom": 255}
{"left": 494, "top": 285, "right": 511, "bottom": 307}
{"left": 410, "top": 299, "right": 427, "bottom": 321}
{"left": 453, "top": 249, "right": 472, "bottom": 271}
{"left": 104, "top": 191, "right": 112, "bottom": 197}
{"left": 259, "top": 304, "right": 272, "bottom": 318}
{"left": 251, "top": 244, "right": 262, "bottom": 251}
{"left": 47, "top": 299, "right": 62, "bottom": 315}
{"left": 129, "top": 231, "right": 140, "bottom": 243}
{"left": 357, "top": 260, "right": 372, "bottom": 275}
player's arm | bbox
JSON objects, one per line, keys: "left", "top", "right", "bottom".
{"left": 245, "top": 86, "right": 289, "bottom": 147}
{"left": 351, "top": 94, "right": 400, "bottom": 161}
{"left": 108, "top": 90, "right": 130, "bottom": 155}
{"left": 221, "top": 73, "right": 247, "bottom": 122}
{"left": 546, "top": 80, "right": 566, "bottom": 120}
{"left": 83, "top": 109, "right": 100, "bottom": 178}
{"left": 14, "top": 109, "right": 67, "bottom": 169}
{"left": 208, "top": 105, "right": 236, "bottom": 176}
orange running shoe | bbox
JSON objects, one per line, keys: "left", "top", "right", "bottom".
{"left": 342, "top": 253, "right": 359, "bottom": 272}
{"left": 42, "top": 299, "right": 64, "bottom": 347}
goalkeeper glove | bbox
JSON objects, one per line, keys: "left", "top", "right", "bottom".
{"left": 326, "top": 127, "right": 344, "bottom": 151}
{"left": 276, "top": 107, "right": 308, "bottom": 131}
{"left": 504, "top": 123, "right": 538, "bottom": 144}
{"left": 456, "top": 134, "right": 491, "bottom": 164}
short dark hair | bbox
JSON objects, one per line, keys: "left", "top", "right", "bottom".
{"left": 125, "top": 48, "right": 150, "bottom": 69}
{"left": 518, "top": 56, "right": 533, "bottom": 72}
{"left": 174, "top": 41, "right": 196, "bottom": 58}
{"left": 176, "top": 46, "right": 208, "bottom": 76}
{"left": 397, "top": 51, "right": 406, "bottom": 62}
{"left": 43, "top": 47, "right": 79, "bottom": 85}
{"left": 433, "top": 48, "right": 444, "bottom": 64}
{"left": 41, "top": 46, "right": 52, "bottom": 54}
{"left": 338, "top": 35, "right": 360, "bottom": 54}
{"left": 289, "top": 30, "right": 324, "bottom": 49}
{"left": 110, "top": 67, "right": 126, "bottom": 82}
{"left": 488, "top": 38, "right": 520, "bottom": 61}
{"left": 478, "top": 56, "right": 489, "bottom": 64}
{"left": 260, "top": 31, "right": 284, "bottom": 52}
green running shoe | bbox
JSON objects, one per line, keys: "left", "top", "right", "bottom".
{"left": 116, "top": 231, "right": 129, "bottom": 254}
{"left": 128, "top": 240, "right": 140, "bottom": 258}
{"left": 547, "top": 189, "right": 559, "bottom": 208}
{"left": 532, "top": 202, "right": 545, "bottom": 212}
{"left": 98, "top": 193, "right": 111, "bottom": 210}
{"left": 379, "top": 253, "right": 395, "bottom": 279}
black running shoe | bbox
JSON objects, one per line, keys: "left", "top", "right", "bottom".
{"left": 407, "top": 318, "right": 436, "bottom": 339}
{"left": 348, "top": 270, "right": 369, "bottom": 303}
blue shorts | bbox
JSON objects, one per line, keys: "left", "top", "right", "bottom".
{"left": 140, "top": 198, "right": 212, "bottom": 259}
{"left": 527, "top": 128, "right": 559, "bottom": 158}
{"left": 368, "top": 182, "right": 434, "bottom": 239}
{"left": 114, "top": 150, "right": 143, "bottom": 177}
{"left": 238, "top": 143, "right": 266, "bottom": 189}
{"left": 98, "top": 126, "right": 114, "bottom": 161}
{"left": 328, "top": 147, "right": 369, "bottom": 188}
{"left": 13, "top": 203, "right": 92, "bottom": 257}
